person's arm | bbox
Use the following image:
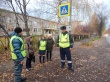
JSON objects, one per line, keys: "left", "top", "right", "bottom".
{"left": 37, "top": 41, "right": 40, "bottom": 49}
{"left": 52, "top": 39, "right": 54, "bottom": 45}
{"left": 26, "top": 42, "right": 29, "bottom": 57}
{"left": 69, "top": 34, "right": 74, "bottom": 48}
{"left": 46, "top": 40, "right": 48, "bottom": 50}
{"left": 12, "top": 38, "right": 24, "bottom": 61}
{"left": 56, "top": 35, "right": 59, "bottom": 47}
{"left": 38, "top": 41, "right": 40, "bottom": 50}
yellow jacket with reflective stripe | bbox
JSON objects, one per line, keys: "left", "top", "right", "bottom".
{"left": 59, "top": 33, "right": 70, "bottom": 48}
{"left": 10, "top": 36, "right": 26, "bottom": 60}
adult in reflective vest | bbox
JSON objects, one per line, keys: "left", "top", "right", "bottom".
{"left": 57, "top": 26, "right": 74, "bottom": 72}
{"left": 10, "top": 27, "right": 26, "bottom": 82}
{"left": 39, "top": 40, "right": 46, "bottom": 50}
{"left": 10, "top": 36, "right": 26, "bottom": 60}
{"left": 38, "top": 36, "right": 47, "bottom": 63}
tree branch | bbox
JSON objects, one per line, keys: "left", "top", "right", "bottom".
{"left": 0, "top": 24, "right": 10, "bottom": 38}
{"left": 15, "top": 0, "right": 25, "bottom": 18}
{"left": 17, "top": 14, "right": 24, "bottom": 22}
{"left": 26, "top": 0, "right": 30, "bottom": 6}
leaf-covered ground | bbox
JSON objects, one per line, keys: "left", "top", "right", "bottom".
{"left": 0, "top": 37, "right": 110, "bottom": 82}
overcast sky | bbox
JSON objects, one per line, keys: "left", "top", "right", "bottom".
{"left": 14, "top": 0, "right": 110, "bottom": 28}
{"left": 95, "top": 0, "right": 110, "bottom": 3}
{"left": 0, "top": 0, "right": 110, "bottom": 27}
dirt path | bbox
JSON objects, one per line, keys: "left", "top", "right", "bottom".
{"left": 0, "top": 37, "right": 110, "bottom": 82}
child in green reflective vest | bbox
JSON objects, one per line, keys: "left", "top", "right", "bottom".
{"left": 38, "top": 36, "right": 47, "bottom": 63}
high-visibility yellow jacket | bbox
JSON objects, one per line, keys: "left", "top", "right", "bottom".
{"left": 39, "top": 40, "right": 47, "bottom": 50}
{"left": 59, "top": 33, "right": 70, "bottom": 48}
{"left": 10, "top": 36, "right": 26, "bottom": 60}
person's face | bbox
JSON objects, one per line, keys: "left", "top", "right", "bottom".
{"left": 61, "top": 29, "right": 66, "bottom": 33}
{"left": 18, "top": 32, "right": 22, "bottom": 36}
{"left": 42, "top": 36, "right": 45, "bottom": 39}
{"left": 30, "top": 38, "right": 32, "bottom": 41}
{"left": 49, "top": 36, "right": 52, "bottom": 39}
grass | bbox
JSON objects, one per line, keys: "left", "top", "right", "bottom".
{"left": 91, "top": 36, "right": 100, "bottom": 41}
{"left": 81, "top": 36, "right": 100, "bottom": 47}
{"left": 82, "top": 41, "right": 93, "bottom": 47}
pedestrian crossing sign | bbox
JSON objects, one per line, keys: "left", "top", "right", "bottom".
{"left": 58, "top": 3, "right": 70, "bottom": 17}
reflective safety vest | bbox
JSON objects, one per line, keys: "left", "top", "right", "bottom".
{"left": 10, "top": 36, "right": 26, "bottom": 60}
{"left": 59, "top": 33, "right": 70, "bottom": 48}
{"left": 39, "top": 40, "right": 47, "bottom": 50}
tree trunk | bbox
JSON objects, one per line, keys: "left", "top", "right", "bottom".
{"left": 10, "top": 1, "right": 20, "bottom": 27}
{"left": 25, "top": 19, "right": 30, "bottom": 36}
{"left": 23, "top": 0, "right": 30, "bottom": 36}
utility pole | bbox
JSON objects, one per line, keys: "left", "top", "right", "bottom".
{"left": 69, "top": 0, "right": 72, "bottom": 27}
{"left": 57, "top": 0, "right": 62, "bottom": 34}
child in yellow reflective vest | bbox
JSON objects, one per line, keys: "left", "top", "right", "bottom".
{"left": 38, "top": 36, "right": 47, "bottom": 63}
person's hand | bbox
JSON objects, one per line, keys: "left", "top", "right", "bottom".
{"left": 20, "top": 61, "right": 24, "bottom": 64}
{"left": 69, "top": 48, "right": 72, "bottom": 52}
{"left": 26, "top": 54, "right": 29, "bottom": 58}
{"left": 56, "top": 47, "right": 59, "bottom": 50}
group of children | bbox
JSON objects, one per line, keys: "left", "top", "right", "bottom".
{"left": 25, "top": 35, "right": 54, "bottom": 71}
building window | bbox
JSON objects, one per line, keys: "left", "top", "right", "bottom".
{"left": 38, "top": 28, "right": 41, "bottom": 32}
{"left": 7, "top": 17, "right": 11, "bottom": 23}
{"left": 46, "top": 30, "right": 48, "bottom": 34}
{"left": 34, "top": 28, "right": 37, "bottom": 32}
{"left": 49, "top": 30, "right": 51, "bottom": 34}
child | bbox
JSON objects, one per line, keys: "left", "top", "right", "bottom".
{"left": 38, "top": 36, "right": 47, "bottom": 63}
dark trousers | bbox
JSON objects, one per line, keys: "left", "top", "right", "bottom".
{"left": 14, "top": 60, "right": 23, "bottom": 82}
{"left": 46, "top": 51, "right": 52, "bottom": 61}
{"left": 60, "top": 47, "right": 72, "bottom": 69}
{"left": 26, "top": 55, "right": 33, "bottom": 69}
{"left": 39, "top": 56, "right": 45, "bottom": 63}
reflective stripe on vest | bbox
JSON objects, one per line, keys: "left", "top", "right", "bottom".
{"left": 10, "top": 36, "right": 26, "bottom": 60}
{"left": 39, "top": 40, "right": 47, "bottom": 50}
{"left": 59, "top": 33, "right": 70, "bottom": 48}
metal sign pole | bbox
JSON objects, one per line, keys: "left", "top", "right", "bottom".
{"left": 69, "top": 0, "right": 72, "bottom": 27}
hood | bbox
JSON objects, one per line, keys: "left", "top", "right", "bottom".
{"left": 10, "top": 32, "right": 19, "bottom": 37}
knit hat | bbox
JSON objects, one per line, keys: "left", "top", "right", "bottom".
{"left": 60, "top": 26, "right": 66, "bottom": 30}
{"left": 14, "top": 27, "right": 22, "bottom": 34}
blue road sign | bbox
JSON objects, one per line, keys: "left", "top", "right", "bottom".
{"left": 60, "top": 5, "right": 68, "bottom": 15}
{"left": 58, "top": 3, "right": 70, "bottom": 17}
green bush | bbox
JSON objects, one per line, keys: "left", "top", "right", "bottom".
{"left": 32, "top": 35, "right": 39, "bottom": 52}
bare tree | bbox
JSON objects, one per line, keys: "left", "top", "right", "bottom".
{"left": 2, "top": 0, "right": 30, "bottom": 36}
{"left": 0, "top": 8, "right": 10, "bottom": 37}
{"left": 88, "top": 12, "right": 99, "bottom": 35}
{"left": 15, "top": 0, "right": 30, "bottom": 36}
{"left": 6, "top": 0, "right": 20, "bottom": 27}
{"left": 96, "top": 4, "right": 109, "bottom": 37}
{"left": 0, "top": 24, "right": 10, "bottom": 37}
{"left": 34, "top": 0, "right": 95, "bottom": 25}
